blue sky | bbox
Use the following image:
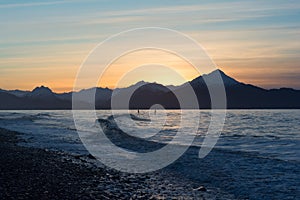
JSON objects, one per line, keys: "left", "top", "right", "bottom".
{"left": 0, "top": 0, "right": 300, "bottom": 91}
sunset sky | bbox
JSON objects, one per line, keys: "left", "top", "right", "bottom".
{"left": 1, "top": 0, "right": 300, "bottom": 92}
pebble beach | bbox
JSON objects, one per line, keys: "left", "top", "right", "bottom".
{"left": 0, "top": 128, "right": 232, "bottom": 199}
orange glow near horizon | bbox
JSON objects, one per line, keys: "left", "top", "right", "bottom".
{"left": 1, "top": 40, "right": 299, "bottom": 93}
{"left": 1, "top": 1, "right": 300, "bottom": 92}
{"left": 98, "top": 49, "right": 201, "bottom": 89}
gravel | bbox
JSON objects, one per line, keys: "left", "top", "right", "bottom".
{"left": 0, "top": 128, "right": 220, "bottom": 200}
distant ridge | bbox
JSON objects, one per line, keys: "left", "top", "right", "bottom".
{"left": 1, "top": 69, "right": 300, "bottom": 109}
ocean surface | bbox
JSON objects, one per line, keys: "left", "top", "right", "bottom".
{"left": 0, "top": 110, "right": 299, "bottom": 199}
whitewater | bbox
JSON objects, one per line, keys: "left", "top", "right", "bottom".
{"left": 0, "top": 110, "right": 299, "bottom": 199}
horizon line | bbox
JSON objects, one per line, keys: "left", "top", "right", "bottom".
{"left": 1, "top": 69, "right": 299, "bottom": 93}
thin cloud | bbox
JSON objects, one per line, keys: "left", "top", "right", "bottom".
{"left": 0, "top": 0, "right": 91, "bottom": 8}
{"left": 92, "top": 1, "right": 300, "bottom": 18}
{"left": 0, "top": 1, "right": 67, "bottom": 8}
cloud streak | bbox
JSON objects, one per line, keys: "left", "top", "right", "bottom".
{"left": 0, "top": 1, "right": 66, "bottom": 8}
{"left": 0, "top": 0, "right": 300, "bottom": 90}
{"left": 0, "top": 0, "right": 87, "bottom": 8}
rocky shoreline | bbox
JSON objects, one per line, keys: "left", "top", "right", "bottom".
{"left": 0, "top": 128, "right": 226, "bottom": 200}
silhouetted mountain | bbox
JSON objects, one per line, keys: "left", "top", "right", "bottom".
{"left": 0, "top": 92, "right": 24, "bottom": 109}
{"left": 191, "top": 69, "right": 240, "bottom": 87}
{"left": 111, "top": 82, "right": 179, "bottom": 109}
{"left": 27, "top": 86, "right": 55, "bottom": 99}
{"left": 58, "top": 87, "right": 112, "bottom": 107}
{"left": 6, "top": 89, "right": 29, "bottom": 97}
{"left": 0, "top": 86, "right": 71, "bottom": 109}
{"left": 0, "top": 69, "right": 299, "bottom": 109}
{"left": 188, "top": 69, "right": 300, "bottom": 108}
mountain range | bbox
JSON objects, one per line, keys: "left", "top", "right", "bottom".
{"left": 1, "top": 69, "right": 299, "bottom": 109}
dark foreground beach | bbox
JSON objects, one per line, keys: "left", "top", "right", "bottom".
{"left": 0, "top": 128, "right": 229, "bottom": 200}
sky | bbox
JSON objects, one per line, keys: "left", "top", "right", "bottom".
{"left": 1, "top": 0, "right": 300, "bottom": 92}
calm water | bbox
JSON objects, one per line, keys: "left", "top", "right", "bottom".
{"left": 0, "top": 110, "right": 299, "bottom": 199}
